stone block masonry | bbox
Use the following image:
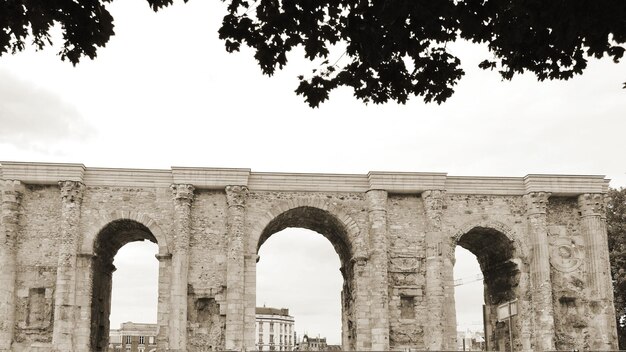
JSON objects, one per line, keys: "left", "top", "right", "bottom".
{"left": 0, "top": 162, "right": 617, "bottom": 351}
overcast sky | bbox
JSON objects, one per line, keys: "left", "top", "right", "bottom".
{"left": 1, "top": 0, "right": 625, "bottom": 346}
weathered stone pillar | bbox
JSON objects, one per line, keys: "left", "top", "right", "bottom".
{"left": 423, "top": 190, "right": 454, "bottom": 350}
{"left": 523, "top": 191, "right": 556, "bottom": 351}
{"left": 225, "top": 185, "right": 248, "bottom": 351}
{"left": 366, "top": 190, "right": 389, "bottom": 350}
{"left": 74, "top": 253, "right": 95, "bottom": 351}
{"left": 243, "top": 253, "right": 258, "bottom": 350}
{"left": 52, "top": 180, "right": 85, "bottom": 351}
{"left": 0, "top": 180, "right": 25, "bottom": 352}
{"left": 156, "top": 253, "right": 172, "bottom": 351}
{"left": 578, "top": 193, "right": 618, "bottom": 350}
{"left": 352, "top": 255, "right": 370, "bottom": 351}
{"left": 169, "top": 184, "right": 195, "bottom": 352}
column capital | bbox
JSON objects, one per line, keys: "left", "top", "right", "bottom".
{"left": 365, "top": 189, "right": 387, "bottom": 212}
{"left": 578, "top": 193, "right": 606, "bottom": 217}
{"left": 422, "top": 189, "right": 446, "bottom": 227}
{"left": 524, "top": 191, "right": 551, "bottom": 216}
{"left": 225, "top": 185, "right": 249, "bottom": 208}
{"left": 2, "top": 179, "right": 26, "bottom": 202}
{"left": 171, "top": 183, "right": 195, "bottom": 204}
{"left": 58, "top": 180, "right": 85, "bottom": 204}
{"left": 155, "top": 253, "right": 173, "bottom": 262}
{"left": 422, "top": 189, "right": 446, "bottom": 208}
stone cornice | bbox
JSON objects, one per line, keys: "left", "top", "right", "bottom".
{"left": 249, "top": 172, "right": 368, "bottom": 192}
{"left": 172, "top": 167, "right": 250, "bottom": 189}
{"left": 0, "top": 162, "right": 611, "bottom": 196}
{"left": 524, "top": 174, "right": 608, "bottom": 196}
{"left": 1, "top": 161, "right": 85, "bottom": 185}
{"left": 368, "top": 171, "right": 447, "bottom": 193}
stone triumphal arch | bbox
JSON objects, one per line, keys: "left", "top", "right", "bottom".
{"left": 0, "top": 161, "right": 618, "bottom": 351}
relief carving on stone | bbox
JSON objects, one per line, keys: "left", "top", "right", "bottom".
{"left": 549, "top": 227, "right": 583, "bottom": 273}
{"left": 390, "top": 256, "right": 420, "bottom": 273}
{"left": 390, "top": 272, "right": 418, "bottom": 286}
{"left": 389, "top": 252, "right": 420, "bottom": 286}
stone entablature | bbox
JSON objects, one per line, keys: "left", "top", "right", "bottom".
{"left": 0, "top": 161, "right": 617, "bottom": 352}
{"left": 0, "top": 161, "right": 610, "bottom": 194}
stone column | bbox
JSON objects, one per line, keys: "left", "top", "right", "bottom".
{"left": 523, "top": 191, "right": 556, "bottom": 351}
{"left": 53, "top": 180, "right": 86, "bottom": 351}
{"left": 578, "top": 193, "right": 618, "bottom": 350}
{"left": 225, "top": 185, "right": 248, "bottom": 351}
{"left": 423, "top": 190, "right": 454, "bottom": 350}
{"left": 352, "top": 255, "right": 371, "bottom": 351}
{"left": 169, "top": 184, "right": 195, "bottom": 352}
{"left": 156, "top": 253, "right": 172, "bottom": 351}
{"left": 243, "top": 253, "right": 258, "bottom": 349}
{"left": 0, "top": 180, "right": 25, "bottom": 351}
{"left": 74, "top": 253, "right": 95, "bottom": 351}
{"left": 366, "top": 190, "right": 389, "bottom": 350}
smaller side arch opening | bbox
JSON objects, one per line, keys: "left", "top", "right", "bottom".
{"left": 456, "top": 226, "right": 521, "bottom": 352}
{"left": 90, "top": 219, "right": 158, "bottom": 352}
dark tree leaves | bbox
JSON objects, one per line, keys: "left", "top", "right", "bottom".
{"left": 0, "top": 0, "right": 116, "bottom": 65}
{"left": 219, "top": 0, "right": 625, "bottom": 106}
{"left": 608, "top": 188, "right": 626, "bottom": 349}
{"left": 1, "top": 0, "right": 624, "bottom": 106}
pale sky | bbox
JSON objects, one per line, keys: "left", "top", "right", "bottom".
{"left": 2, "top": 0, "right": 625, "bottom": 346}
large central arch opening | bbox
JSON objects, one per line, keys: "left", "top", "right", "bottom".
{"left": 255, "top": 206, "right": 355, "bottom": 351}
{"left": 90, "top": 219, "right": 159, "bottom": 351}
{"left": 455, "top": 226, "right": 521, "bottom": 351}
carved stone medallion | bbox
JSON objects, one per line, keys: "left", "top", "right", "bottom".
{"left": 550, "top": 237, "right": 583, "bottom": 273}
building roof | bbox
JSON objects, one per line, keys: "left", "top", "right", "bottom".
{"left": 256, "top": 306, "right": 291, "bottom": 316}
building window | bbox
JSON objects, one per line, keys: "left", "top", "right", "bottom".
{"left": 125, "top": 336, "right": 132, "bottom": 344}
{"left": 269, "top": 334, "right": 274, "bottom": 344}
{"left": 259, "top": 333, "right": 263, "bottom": 344}
{"left": 149, "top": 336, "right": 155, "bottom": 344}
{"left": 269, "top": 322, "right": 274, "bottom": 333}
{"left": 139, "top": 336, "right": 145, "bottom": 345}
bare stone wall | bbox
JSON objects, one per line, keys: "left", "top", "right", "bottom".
{"left": 0, "top": 163, "right": 618, "bottom": 352}
{"left": 187, "top": 189, "right": 228, "bottom": 350}
{"left": 386, "top": 194, "right": 426, "bottom": 350}
{"left": 14, "top": 185, "right": 60, "bottom": 348}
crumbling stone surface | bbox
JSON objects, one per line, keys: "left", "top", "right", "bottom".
{"left": 0, "top": 165, "right": 618, "bottom": 351}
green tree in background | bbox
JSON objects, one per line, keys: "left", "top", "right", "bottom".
{"left": 608, "top": 187, "right": 626, "bottom": 348}
{"left": 1, "top": 0, "right": 624, "bottom": 107}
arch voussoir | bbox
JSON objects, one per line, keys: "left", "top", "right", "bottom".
{"left": 81, "top": 210, "right": 170, "bottom": 256}
{"left": 250, "top": 198, "right": 362, "bottom": 259}
{"left": 453, "top": 218, "right": 526, "bottom": 262}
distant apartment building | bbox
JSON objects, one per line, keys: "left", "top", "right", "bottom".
{"left": 256, "top": 306, "right": 295, "bottom": 351}
{"left": 296, "top": 334, "right": 341, "bottom": 351}
{"left": 108, "top": 322, "right": 157, "bottom": 352}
